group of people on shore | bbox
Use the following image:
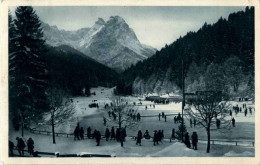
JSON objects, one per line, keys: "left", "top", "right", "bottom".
{"left": 9, "top": 137, "right": 34, "bottom": 156}
{"left": 184, "top": 132, "right": 198, "bottom": 150}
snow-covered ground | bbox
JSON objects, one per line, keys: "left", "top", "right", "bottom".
{"left": 10, "top": 87, "right": 255, "bottom": 157}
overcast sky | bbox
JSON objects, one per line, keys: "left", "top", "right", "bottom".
{"left": 10, "top": 6, "right": 245, "bottom": 49}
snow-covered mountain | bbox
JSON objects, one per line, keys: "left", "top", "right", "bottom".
{"left": 42, "top": 16, "right": 157, "bottom": 71}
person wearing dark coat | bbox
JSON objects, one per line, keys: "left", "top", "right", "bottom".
{"left": 122, "top": 128, "right": 126, "bottom": 141}
{"left": 232, "top": 118, "right": 235, "bottom": 127}
{"left": 96, "top": 131, "right": 101, "bottom": 146}
{"left": 164, "top": 115, "right": 167, "bottom": 122}
{"left": 153, "top": 130, "right": 158, "bottom": 145}
{"left": 105, "top": 128, "right": 110, "bottom": 141}
{"left": 116, "top": 128, "right": 120, "bottom": 142}
{"left": 184, "top": 133, "right": 191, "bottom": 148}
{"left": 245, "top": 108, "right": 248, "bottom": 116}
{"left": 74, "top": 125, "right": 80, "bottom": 140}
{"left": 136, "top": 130, "right": 143, "bottom": 146}
{"left": 16, "top": 137, "right": 25, "bottom": 156}
{"left": 143, "top": 130, "right": 151, "bottom": 139}
{"left": 87, "top": 127, "right": 91, "bottom": 139}
{"left": 191, "top": 132, "right": 198, "bottom": 150}
{"left": 79, "top": 127, "right": 84, "bottom": 140}
{"left": 216, "top": 119, "right": 220, "bottom": 129}
{"left": 27, "top": 137, "right": 34, "bottom": 155}
{"left": 159, "top": 113, "right": 161, "bottom": 121}
{"left": 111, "top": 127, "right": 116, "bottom": 140}
{"left": 193, "top": 118, "right": 196, "bottom": 127}
{"left": 171, "top": 128, "right": 175, "bottom": 139}
{"left": 158, "top": 130, "right": 162, "bottom": 142}
{"left": 230, "top": 110, "right": 232, "bottom": 116}
{"left": 92, "top": 129, "right": 97, "bottom": 139}
{"left": 9, "top": 140, "right": 14, "bottom": 156}
{"left": 103, "top": 117, "right": 107, "bottom": 126}
{"left": 137, "top": 113, "right": 141, "bottom": 121}
{"left": 133, "top": 114, "right": 136, "bottom": 120}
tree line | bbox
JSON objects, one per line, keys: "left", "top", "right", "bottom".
{"left": 117, "top": 7, "right": 254, "bottom": 97}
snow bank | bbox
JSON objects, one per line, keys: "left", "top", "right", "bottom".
{"left": 150, "top": 142, "right": 208, "bottom": 157}
{"left": 224, "top": 151, "right": 254, "bottom": 157}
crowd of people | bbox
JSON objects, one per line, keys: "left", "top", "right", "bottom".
{"left": 9, "top": 137, "right": 34, "bottom": 156}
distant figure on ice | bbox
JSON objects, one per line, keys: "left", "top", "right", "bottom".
{"left": 145, "top": 105, "right": 147, "bottom": 110}
{"left": 239, "top": 107, "right": 242, "bottom": 113}
{"left": 80, "top": 127, "right": 84, "bottom": 140}
{"left": 164, "top": 115, "right": 167, "bottom": 122}
{"left": 103, "top": 117, "right": 107, "bottom": 126}
{"left": 74, "top": 125, "right": 80, "bottom": 140}
{"left": 232, "top": 118, "right": 235, "bottom": 127}
{"left": 96, "top": 131, "right": 101, "bottom": 146}
{"left": 27, "top": 137, "right": 34, "bottom": 155}
{"left": 249, "top": 107, "right": 252, "bottom": 115}
{"left": 162, "top": 112, "right": 165, "bottom": 118}
{"left": 174, "top": 116, "right": 177, "bottom": 124}
{"left": 190, "top": 118, "right": 193, "bottom": 128}
{"left": 193, "top": 118, "right": 196, "bottom": 127}
{"left": 111, "top": 127, "right": 116, "bottom": 140}
{"left": 143, "top": 130, "right": 151, "bottom": 139}
{"left": 87, "top": 127, "right": 91, "bottom": 139}
{"left": 9, "top": 140, "right": 14, "bottom": 156}
{"left": 153, "top": 104, "right": 155, "bottom": 108}
{"left": 136, "top": 130, "right": 143, "bottom": 146}
{"left": 184, "top": 132, "right": 191, "bottom": 148}
{"left": 137, "top": 113, "right": 141, "bottom": 121}
{"left": 230, "top": 110, "right": 232, "bottom": 116}
{"left": 16, "top": 137, "right": 25, "bottom": 156}
{"left": 105, "top": 128, "right": 110, "bottom": 141}
{"left": 158, "top": 113, "right": 161, "bottom": 121}
{"left": 191, "top": 132, "right": 198, "bottom": 150}
{"left": 244, "top": 108, "right": 248, "bottom": 116}
{"left": 216, "top": 119, "right": 220, "bottom": 129}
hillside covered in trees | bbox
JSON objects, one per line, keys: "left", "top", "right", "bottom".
{"left": 44, "top": 45, "right": 119, "bottom": 96}
{"left": 116, "top": 7, "right": 254, "bottom": 98}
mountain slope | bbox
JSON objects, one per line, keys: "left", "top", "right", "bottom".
{"left": 117, "top": 7, "right": 254, "bottom": 96}
{"left": 42, "top": 16, "right": 156, "bottom": 71}
{"left": 44, "top": 45, "right": 119, "bottom": 96}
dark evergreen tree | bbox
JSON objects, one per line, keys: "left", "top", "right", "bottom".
{"left": 176, "top": 122, "right": 187, "bottom": 141}
{"left": 9, "top": 7, "right": 48, "bottom": 136}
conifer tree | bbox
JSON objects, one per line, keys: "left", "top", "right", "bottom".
{"left": 9, "top": 7, "right": 48, "bottom": 136}
{"left": 176, "top": 122, "right": 187, "bottom": 141}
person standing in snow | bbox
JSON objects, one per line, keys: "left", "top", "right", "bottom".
{"left": 164, "top": 115, "right": 167, "bottom": 122}
{"left": 9, "top": 140, "right": 14, "bottom": 156}
{"left": 105, "top": 128, "right": 110, "bottom": 141}
{"left": 116, "top": 128, "right": 120, "bottom": 142}
{"left": 193, "top": 118, "right": 196, "bottom": 127}
{"left": 153, "top": 130, "right": 158, "bottom": 145}
{"left": 110, "top": 127, "right": 116, "bottom": 140}
{"left": 171, "top": 128, "right": 175, "bottom": 140}
{"left": 232, "top": 117, "right": 235, "bottom": 127}
{"left": 27, "top": 137, "right": 34, "bottom": 155}
{"left": 158, "top": 113, "right": 161, "bottom": 121}
{"left": 103, "top": 117, "right": 107, "bottom": 126}
{"left": 184, "top": 132, "right": 191, "bottom": 148}
{"left": 16, "top": 137, "right": 25, "bottom": 156}
{"left": 87, "top": 127, "right": 91, "bottom": 139}
{"left": 79, "top": 127, "right": 84, "bottom": 140}
{"left": 136, "top": 130, "right": 143, "bottom": 146}
{"left": 96, "top": 131, "right": 101, "bottom": 146}
{"left": 191, "top": 132, "right": 198, "bottom": 150}
{"left": 74, "top": 125, "right": 80, "bottom": 140}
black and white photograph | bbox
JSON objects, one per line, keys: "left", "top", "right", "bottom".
{"left": 1, "top": 1, "right": 258, "bottom": 162}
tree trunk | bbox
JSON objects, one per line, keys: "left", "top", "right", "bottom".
{"left": 52, "top": 116, "right": 56, "bottom": 144}
{"left": 206, "top": 127, "right": 210, "bottom": 153}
